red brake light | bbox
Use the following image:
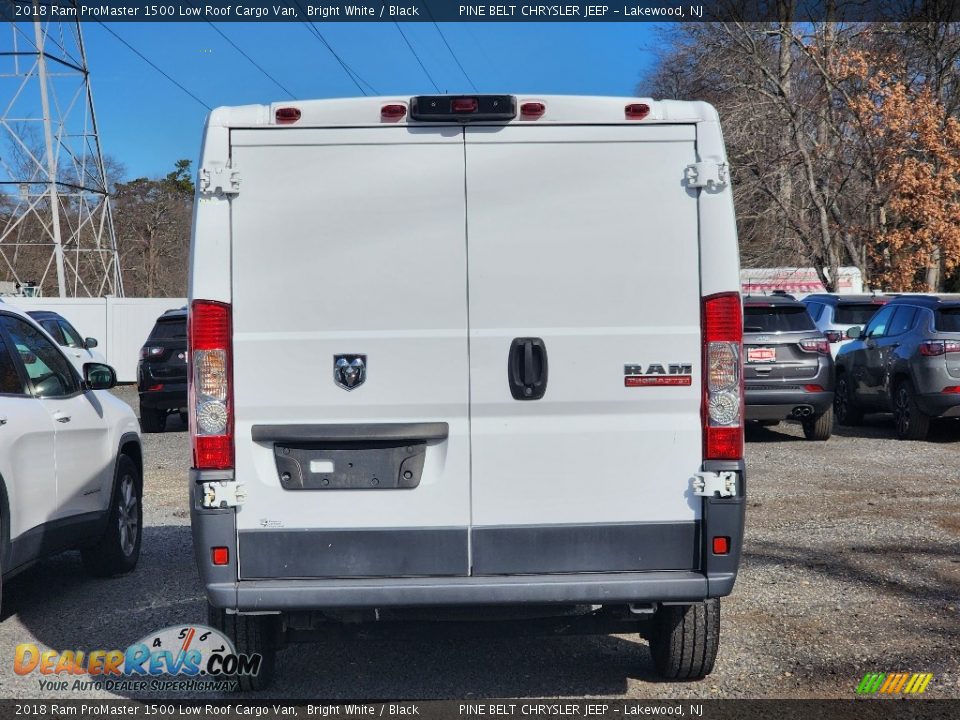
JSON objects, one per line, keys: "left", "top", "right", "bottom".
{"left": 800, "top": 338, "right": 830, "bottom": 355}
{"left": 625, "top": 103, "right": 650, "bottom": 120}
{"left": 920, "top": 341, "right": 945, "bottom": 357}
{"left": 275, "top": 107, "right": 301, "bottom": 124}
{"left": 520, "top": 102, "right": 545, "bottom": 119}
{"left": 452, "top": 98, "right": 478, "bottom": 113}
{"left": 189, "top": 300, "right": 233, "bottom": 470}
{"left": 702, "top": 292, "right": 743, "bottom": 461}
{"left": 381, "top": 104, "right": 407, "bottom": 121}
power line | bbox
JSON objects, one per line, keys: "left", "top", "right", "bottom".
{"left": 394, "top": 23, "right": 441, "bottom": 93}
{"left": 206, "top": 23, "right": 298, "bottom": 100}
{"left": 97, "top": 23, "right": 211, "bottom": 110}
{"left": 289, "top": 0, "right": 377, "bottom": 95}
{"left": 423, "top": 9, "right": 478, "bottom": 92}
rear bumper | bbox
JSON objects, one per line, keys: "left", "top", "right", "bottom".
{"left": 915, "top": 392, "right": 960, "bottom": 418}
{"left": 745, "top": 389, "right": 833, "bottom": 420}
{"left": 138, "top": 385, "right": 187, "bottom": 410}
{"left": 191, "top": 461, "right": 745, "bottom": 613}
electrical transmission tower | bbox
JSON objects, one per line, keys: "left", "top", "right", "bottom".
{"left": 0, "top": 9, "right": 123, "bottom": 297}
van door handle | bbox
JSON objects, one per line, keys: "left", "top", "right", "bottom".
{"left": 508, "top": 337, "right": 548, "bottom": 400}
{"left": 55, "top": 413, "right": 71, "bottom": 423}
{"left": 0, "top": 416, "right": 7, "bottom": 426}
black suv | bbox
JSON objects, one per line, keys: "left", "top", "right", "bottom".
{"left": 835, "top": 294, "right": 960, "bottom": 440}
{"left": 137, "top": 308, "right": 187, "bottom": 432}
{"left": 743, "top": 296, "right": 835, "bottom": 440}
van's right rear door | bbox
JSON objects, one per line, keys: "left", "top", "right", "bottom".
{"left": 465, "top": 124, "right": 704, "bottom": 576}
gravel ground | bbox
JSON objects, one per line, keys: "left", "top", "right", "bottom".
{"left": 0, "top": 385, "right": 957, "bottom": 699}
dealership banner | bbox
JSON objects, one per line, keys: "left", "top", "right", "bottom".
{"left": 4, "top": 0, "right": 959, "bottom": 23}
{"left": 0, "top": 700, "right": 957, "bottom": 719}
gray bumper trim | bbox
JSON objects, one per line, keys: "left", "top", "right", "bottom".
{"left": 208, "top": 571, "right": 710, "bottom": 611}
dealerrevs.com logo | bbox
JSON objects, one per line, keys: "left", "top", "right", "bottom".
{"left": 14, "top": 625, "right": 262, "bottom": 692}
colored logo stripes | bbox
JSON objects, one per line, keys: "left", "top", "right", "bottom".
{"left": 856, "top": 672, "right": 933, "bottom": 695}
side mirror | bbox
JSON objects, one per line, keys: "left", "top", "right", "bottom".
{"left": 84, "top": 337, "right": 99, "bottom": 349}
{"left": 84, "top": 362, "right": 116, "bottom": 390}
{"left": 846, "top": 326, "right": 862, "bottom": 340}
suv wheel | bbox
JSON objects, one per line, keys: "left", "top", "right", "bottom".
{"left": 802, "top": 407, "right": 833, "bottom": 441}
{"left": 208, "top": 604, "right": 279, "bottom": 692}
{"left": 81, "top": 455, "right": 142, "bottom": 576}
{"left": 834, "top": 375, "right": 864, "bottom": 426}
{"left": 139, "top": 404, "right": 166, "bottom": 433}
{"left": 894, "top": 380, "right": 931, "bottom": 441}
{"left": 648, "top": 599, "right": 720, "bottom": 680}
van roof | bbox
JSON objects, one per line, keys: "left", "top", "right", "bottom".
{"left": 205, "top": 95, "right": 721, "bottom": 129}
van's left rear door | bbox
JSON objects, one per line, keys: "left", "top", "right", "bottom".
{"left": 229, "top": 127, "right": 471, "bottom": 579}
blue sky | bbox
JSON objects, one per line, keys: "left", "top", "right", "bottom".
{"left": 76, "top": 22, "right": 663, "bottom": 179}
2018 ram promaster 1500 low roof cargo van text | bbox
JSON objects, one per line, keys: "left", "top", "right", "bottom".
{"left": 188, "top": 95, "right": 744, "bottom": 690}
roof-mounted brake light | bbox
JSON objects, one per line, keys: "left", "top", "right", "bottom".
{"left": 520, "top": 102, "right": 546, "bottom": 120}
{"left": 381, "top": 103, "right": 407, "bottom": 121}
{"left": 409, "top": 95, "right": 517, "bottom": 122}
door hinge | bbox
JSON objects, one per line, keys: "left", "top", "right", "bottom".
{"left": 199, "top": 164, "right": 241, "bottom": 196}
{"left": 684, "top": 161, "right": 728, "bottom": 190}
{"left": 692, "top": 471, "right": 737, "bottom": 498}
{"left": 201, "top": 481, "right": 246, "bottom": 509}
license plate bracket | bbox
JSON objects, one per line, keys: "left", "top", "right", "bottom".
{"left": 273, "top": 441, "right": 426, "bottom": 490}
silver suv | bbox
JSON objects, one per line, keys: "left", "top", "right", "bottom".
{"left": 802, "top": 294, "right": 893, "bottom": 358}
{"left": 743, "top": 296, "right": 835, "bottom": 440}
{"left": 834, "top": 294, "right": 960, "bottom": 440}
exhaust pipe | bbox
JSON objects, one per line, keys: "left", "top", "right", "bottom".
{"left": 792, "top": 405, "right": 814, "bottom": 418}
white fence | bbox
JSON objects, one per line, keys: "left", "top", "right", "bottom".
{"left": 2, "top": 297, "right": 186, "bottom": 382}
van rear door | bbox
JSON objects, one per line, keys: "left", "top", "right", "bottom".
{"left": 229, "top": 127, "right": 471, "bottom": 579}
{"left": 464, "top": 125, "right": 704, "bottom": 575}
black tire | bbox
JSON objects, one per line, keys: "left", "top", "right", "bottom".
{"left": 208, "top": 604, "right": 278, "bottom": 692}
{"left": 139, "top": 404, "right": 166, "bottom": 433}
{"left": 834, "top": 374, "right": 864, "bottom": 426}
{"left": 81, "top": 455, "right": 142, "bottom": 577}
{"left": 894, "top": 380, "right": 931, "bottom": 441}
{"left": 802, "top": 406, "right": 833, "bottom": 441}
{"left": 649, "top": 598, "right": 720, "bottom": 680}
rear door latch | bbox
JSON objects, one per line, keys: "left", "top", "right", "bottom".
{"left": 692, "top": 471, "right": 737, "bottom": 498}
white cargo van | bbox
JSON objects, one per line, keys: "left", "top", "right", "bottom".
{"left": 189, "top": 95, "right": 744, "bottom": 690}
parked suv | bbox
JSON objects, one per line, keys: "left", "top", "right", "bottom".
{"left": 802, "top": 294, "right": 892, "bottom": 357}
{"left": 743, "top": 296, "right": 835, "bottom": 440}
{"left": 137, "top": 308, "right": 187, "bottom": 433}
{"left": 26, "top": 310, "right": 107, "bottom": 371}
{"left": 0, "top": 305, "right": 143, "bottom": 608}
{"left": 834, "top": 294, "right": 960, "bottom": 440}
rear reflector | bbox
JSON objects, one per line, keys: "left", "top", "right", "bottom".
{"left": 189, "top": 301, "right": 233, "bottom": 470}
{"left": 147, "top": 384, "right": 164, "bottom": 392}
{"left": 702, "top": 293, "right": 743, "bottom": 461}
{"left": 520, "top": 101, "right": 545, "bottom": 119}
{"left": 381, "top": 104, "right": 407, "bottom": 121}
{"left": 804, "top": 384, "right": 825, "bottom": 393}
{"left": 410, "top": 95, "right": 517, "bottom": 122}
{"left": 211, "top": 547, "right": 229, "bottom": 566}
{"left": 625, "top": 103, "right": 650, "bottom": 120}
{"left": 943, "top": 386, "right": 960, "bottom": 394}
{"left": 712, "top": 536, "right": 730, "bottom": 555}
{"left": 275, "top": 107, "right": 301, "bottom": 124}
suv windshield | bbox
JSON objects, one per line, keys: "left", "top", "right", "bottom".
{"left": 744, "top": 306, "right": 816, "bottom": 333}
{"left": 835, "top": 303, "right": 883, "bottom": 325}
{"left": 149, "top": 318, "right": 186, "bottom": 341}
{"left": 936, "top": 308, "right": 960, "bottom": 332}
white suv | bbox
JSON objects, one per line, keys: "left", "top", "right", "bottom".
{"left": 0, "top": 305, "right": 143, "bottom": 608}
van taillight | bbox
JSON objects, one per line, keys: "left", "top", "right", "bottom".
{"left": 702, "top": 293, "right": 743, "bottom": 461}
{"left": 275, "top": 107, "right": 301, "bottom": 124}
{"left": 625, "top": 103, "right": 650, "bottom": 120}
{"left": 189, "top": 300, "right": 233, "bottom": 470}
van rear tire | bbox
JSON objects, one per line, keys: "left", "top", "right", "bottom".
{"left": 208, "top": 605, "right": 278, "bottom": 692}
{"left": 649, "top": 599, "right": 720, "bottom": 680}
